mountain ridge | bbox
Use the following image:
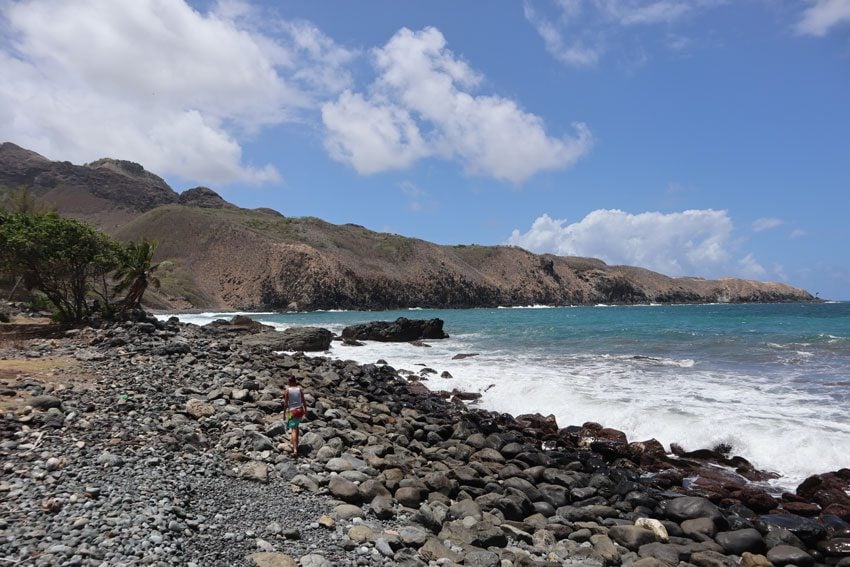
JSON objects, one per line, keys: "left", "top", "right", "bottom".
{"left": 0, "top": 142, "right": 814, "bottom": 310}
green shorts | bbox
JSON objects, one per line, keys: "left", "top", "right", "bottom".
{"left": 287, "top": 407, "right": 305, "bottom": 429}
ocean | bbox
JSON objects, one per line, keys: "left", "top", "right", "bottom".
{"left": 161, "top": 302, "right": 850, "bottom": 490}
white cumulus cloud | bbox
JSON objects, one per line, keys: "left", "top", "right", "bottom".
{"left": 322, "top": 27, "right": 592, "bottom": 183}
{"left": 0, "top": 0, "right": 353, "bottom": 184}
{"left": 507, "top": 208, "right": 766, "bottom": 278}
{"left": 797, "top": 0, "right": 850, "bottom": 36}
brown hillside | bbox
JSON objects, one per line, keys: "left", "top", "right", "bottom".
{"left": 0, "top": 142, "right": 178, "bottom": 231}
{"left": 1, "top": 142, "right": 813, "bottom": 310}
{"left": 114, "top": 206, "right": 812, "bottom": 310}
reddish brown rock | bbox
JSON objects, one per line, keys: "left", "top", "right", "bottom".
{"left": 824, "top": 503, "right": 850, "bottom": 522}
{"left": 733, "top": 486, "right": 779, "bottom": 514}
{"left": 628, "top": 439, "right": 667, "bottom": 465}
{"left": 515, "top": 413, "right": 559, "bottom": 436}
{"left": 781, "top": 501, "right": 821, "bottom": 517}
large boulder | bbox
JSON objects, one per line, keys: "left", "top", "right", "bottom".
{"left": 661, "top": 496, "right": 723, "bottom": 524}
{"left": 340, "top": 317, "right": 448, "bottom": 342}
{"left": 715, "top": 528, "right": 766, "bottom": 555}
{"left": 207, "top": 315, "right": 273, "bottom": 333}
{"left": 241, "top": 327, "right": 333, "bottom": 351}
{"left": 755, "top": 514, "right": 827, "bottom": 545}
{"left": 766, "top": 544, "right": 814, "bottom": 567}
{"left": 608, "top": 526, "right": 658, "bottom": 551}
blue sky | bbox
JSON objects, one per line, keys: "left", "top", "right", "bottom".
{"left": 2, "top": 1, "right": 849, "bottom": 298}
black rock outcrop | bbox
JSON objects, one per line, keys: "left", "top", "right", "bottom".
{"left": 240, "top": 327, "right": 333, "bottom": 352}
{"left": 177, "top": 187, "right": 237, "bottom": 209}
{"left": 341, "top": 318, "right": 449, "bottom": 342}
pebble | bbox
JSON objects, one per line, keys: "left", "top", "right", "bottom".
{"left": 1, "top": 315, "right": 846, "bottom": 567}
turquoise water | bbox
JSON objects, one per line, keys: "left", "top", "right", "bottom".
{"left": 166, "top": 302, "right": 850, "bottom": 488}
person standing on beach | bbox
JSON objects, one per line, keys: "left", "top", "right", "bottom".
{"left": 284, "top": 376, "right": 306, "bottom": 456}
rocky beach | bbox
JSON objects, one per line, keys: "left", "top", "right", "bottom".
{"left": 2, "top": 313, "right": 850, "bottom": 567}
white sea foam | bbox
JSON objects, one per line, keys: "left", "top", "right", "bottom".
{"left": 155, "top": 310, "right": 850, "bottom": 489}
{"left": 497, "top": 305, "right": 561, "bottom": 309}
{"left": 319, "top": 337, "right": 850, "bottom": 490}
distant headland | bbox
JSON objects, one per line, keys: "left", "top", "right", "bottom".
{"left": 0, "top": 142, "right": 813, "bottom": 311}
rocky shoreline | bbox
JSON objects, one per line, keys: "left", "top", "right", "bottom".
{"left": 1, "top": 314, "right": 849, "bottom": 566}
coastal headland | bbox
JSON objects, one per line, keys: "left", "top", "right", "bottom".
{"left": 2, "top": 313, "right": 849, "bottom": 566}
{"left": 0, "top": 142, "right": 814, "bottom": 312}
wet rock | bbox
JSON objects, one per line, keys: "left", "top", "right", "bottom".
{"left": 735, "top": 486, "right": 779, "bottom": 514}
{"left": 628, "top": 438, "right": 667, "bottom": 464}
{"left": 781, "top": 501, "right": 821, "bottom": 516}
{"left": 817, "top": 537, "right": 850, "bottom": 558}
{"left": 764, "top": 527, "right": 805, "bottom": 550}
{"left": 341, "top": 318, "right": 449, "bottom": 342}
{"left": 755, "top": 513, "right": 827, "bottom": 544}
{"left": 766, "top": 544, "right": 814, "bottom": 567}
{"left": 662, "top": 496, "right": 723, "bottom": 524}
{"left": 823, "top": 515, "right": 850, "bottom": 538}
{"left": 715, "top": 528, "right": 766, "bottom": 555}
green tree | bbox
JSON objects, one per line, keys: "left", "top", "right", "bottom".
{"left": 0, "top": 211, "right": 121, "bottom": 322}
{"left": 0, "top": 187, "right": 55, "bottom": 299}
{"left": 0, "top": 186, "right": 54, "bottom": 215}
{"left": 114, "top": 239, "right": 161, "bottom": 311}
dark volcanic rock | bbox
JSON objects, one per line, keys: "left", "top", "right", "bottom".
{"left": 715, "top": 528, "right": 766, "bottom": 555}
{"left": 241, "top": 327, "right": 333, "bottom": 351}
{"left": 0, "top": 315, "right": 843, "bottom": 567}
{"left": 207, "top": 315, "right": 273, "bottom": 333}
{"left": 341, "top": 318, "right": 449, "bottom": 342}
{"left": 661, "top": 496, "right": 723, "bottom": 524}
{"left": 755, "top": 514, "right": 828, "bottom": 544}
{"left": 177, "top": 186, "right": 237, "bottom": 209}
{"left": 796, "top": 470, "right": 850, "bottom": 520}
{"left": 766, "top": 544, "right": 815, "bottom": 567}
